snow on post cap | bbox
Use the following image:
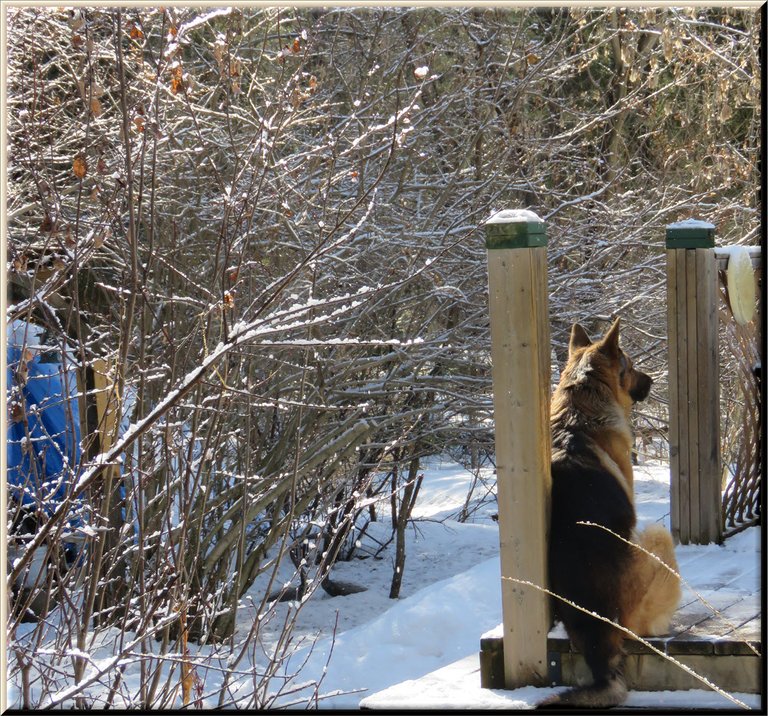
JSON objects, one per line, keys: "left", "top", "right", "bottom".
{"left": 484, "top": 209, "right": 546, "bottom": 249}
{"left": 667, "top": 218, "right": 716, "bottom": 230}
{"left": 666, "top": 218, "right": 716, "bottom": 249}
{"left": 485, "top": 209, "right": 543, "bottom": 224}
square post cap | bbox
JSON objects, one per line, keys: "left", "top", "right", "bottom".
{"left": 484, "top": 209, "right": 547, "bottom": 249}
{"left": 666, "top": 219, "right": 716, "bottom": 249}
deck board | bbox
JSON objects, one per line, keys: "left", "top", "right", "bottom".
{"left": 482, "top": 527, "right": 762, "bottom": 693}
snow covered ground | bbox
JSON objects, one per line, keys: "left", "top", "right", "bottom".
{"left": 8, "top": 457, "right": 762, "bottom": 710}
{"left": 254, "top": 458, "right": 762, "bottom": 710}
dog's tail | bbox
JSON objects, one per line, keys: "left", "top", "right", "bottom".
{"left": 536, "top": 673, "right": 627, "bottom": 709}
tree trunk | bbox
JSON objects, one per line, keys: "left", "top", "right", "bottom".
{"left": 389, "top": 453, "right": 422, "bottom": 599}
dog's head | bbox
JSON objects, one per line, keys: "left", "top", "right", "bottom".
{"left": 565, "top": 318, "right": 653, "bottom": 407}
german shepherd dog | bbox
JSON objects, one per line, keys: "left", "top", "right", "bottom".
{"left": 538, "top": 319, "right": 681, "bottom": 709}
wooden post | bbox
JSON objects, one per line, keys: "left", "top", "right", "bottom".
{"left": 666, "top": 220, "right": 722, "bottom": 545}
{"left": 77, "top": 358, "right": 126, "bottom": 620}
{"left": 484, "top": 210, "right": 551, "bottom": 687}
{"left": 77, "top": 358, "right": 119, "bottom": 466}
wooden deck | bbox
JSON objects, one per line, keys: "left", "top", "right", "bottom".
{"left": 360, "top": 529, "right": 761, "bottom": 709}
{"left": 481, "top": 530, "right": 762, "bottom": 694}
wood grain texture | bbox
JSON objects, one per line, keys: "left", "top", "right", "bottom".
{"left": 486, "top": 246, "right": 551, "bottom": 687}
{"left": 667, "top": 248, "right": 722, "bottom": 544}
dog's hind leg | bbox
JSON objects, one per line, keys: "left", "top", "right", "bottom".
{"left": 538, "top": 617, "right": 627, "bottom": 709}
{"left": 623, "top": 525, "right": 681, "bottom": 637}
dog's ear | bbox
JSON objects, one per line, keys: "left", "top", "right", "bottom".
{"left": 599, "top": 317, "right": 621, "bottom": 358}
{"left": 569, "top": 324, "right": 592, "bottom": 354}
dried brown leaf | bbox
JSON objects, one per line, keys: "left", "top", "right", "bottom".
{"left": 73, "top": 154, "right": 88, "bottom": 179}
{"left": 90, "top": 97, "right": 103, "bottom": 117}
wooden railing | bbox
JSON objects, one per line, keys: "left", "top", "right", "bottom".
{"left": 666, "top": 221, "right": 761, "bottom": 545}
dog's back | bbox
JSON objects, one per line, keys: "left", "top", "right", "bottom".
{"left": 549, "top": 430, "right": 636, "bottom": 618}
{"left": 543, "top": 417, "right": 635, "bottom": 708}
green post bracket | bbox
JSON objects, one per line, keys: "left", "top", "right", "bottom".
{"left": 484, "top": 209, "right": 547, "bottom": 249}
{"left": 666, "top": 219, "right": 716, "bottom": 249}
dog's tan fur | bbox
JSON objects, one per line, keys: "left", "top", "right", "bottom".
{"left": 622, "top": 524, "right": 682, "bottom": 636}
{"left": 551, "top": 321, "right": 638, "bottom": 498}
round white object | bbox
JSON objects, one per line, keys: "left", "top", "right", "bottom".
{"left": 726, "top": 246, "right": 756, "bottom": 325}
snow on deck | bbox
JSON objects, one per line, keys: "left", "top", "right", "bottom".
{"left": 670, "top": 527, "right": 760, "bottom": 647}
{"left": 359, "top": 465, "right": 762, "bottom": 710}
{"left": 361, "top": 526, "right": 762, "bottom": 710}
{"left": 359, "top": 653, "right": 761, "bottom": 710}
